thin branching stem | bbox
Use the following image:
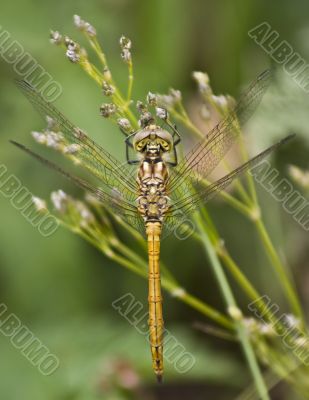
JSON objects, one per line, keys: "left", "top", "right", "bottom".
{"left": 254, "top": 218, "right": 305, "bottom": 325}
{"left": 195, "top": 212, "right": 270, "bottom": 400}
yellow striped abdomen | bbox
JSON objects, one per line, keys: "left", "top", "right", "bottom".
{"left": 146, "top": 221, "right": 164, "bottom": 382}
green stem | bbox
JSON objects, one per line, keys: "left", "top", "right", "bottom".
{"left": 127, "top": 60, "right": 133, "bottom": 102}
{"left": 86, "top": 36, "right": 139, "bottom": 128}
{"left": 195, "top": 213, "right": 270, "bottom": 400}
{"left": 199, "top": 209, "right": 290, "bottom": 328}
{"left": 254, "top": 218, "right": 305, "bottom": 325}
{"left": 219, "top": 247, "right": 261, "bottom": 301}
{"left": 172, "top": 109, "right": 205, "bottom": 140}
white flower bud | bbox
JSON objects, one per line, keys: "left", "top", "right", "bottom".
{"left": 156, "top": 107, "right": 168, "bottom": 120}
{"left": 32, "top": 196, "right": 47, "bottom": 212}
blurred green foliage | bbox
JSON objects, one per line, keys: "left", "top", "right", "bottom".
{"left": 0, "top": 0, "right": 308, "bottom": 399}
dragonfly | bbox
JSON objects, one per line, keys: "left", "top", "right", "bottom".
{"left": 11, "top": 70, "right": 294, "bottom": 382}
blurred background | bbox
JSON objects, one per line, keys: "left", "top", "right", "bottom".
{"left": 0, "top": 0, "right": 308, "bottom": 399}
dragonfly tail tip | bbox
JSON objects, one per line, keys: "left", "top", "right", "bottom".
{"left": 156, "top": 374, "right": 163, "bottom": 384}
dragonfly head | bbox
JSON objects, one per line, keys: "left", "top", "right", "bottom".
{"left": 133, "top": 126, "right": 173, "bottom": 158}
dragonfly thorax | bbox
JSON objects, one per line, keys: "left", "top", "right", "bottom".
{"left": 137, "top": 158, "right": 170, "bottom": 222}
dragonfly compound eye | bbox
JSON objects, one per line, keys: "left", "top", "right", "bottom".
{"left": 158, "top": 139, "right": 171, "bottom": 151}
{"left": 135, "top": 139, "right": 147, "bottom": 151}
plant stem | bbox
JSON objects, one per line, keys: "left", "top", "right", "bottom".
{"left": 218, "top": 247, "right": 261, "bottom": 301}
{"left": 199, "top": 209, "right": 290, "bottom": 329}
{"left": 127, "top": 60, "right": 133, "bottom": 102}
{"left": 254, "top": 218, "right": 305, "bottom": 325}
{"left": 195, "top": 213, "right": 270, "bottom": 400}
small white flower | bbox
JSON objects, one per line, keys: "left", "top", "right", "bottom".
{"left": 63, "top": 144, "right": 81, "bottom": 154}
{"left": 117, "top": 118, "right": 132, "bottom": 132}
{"left": 259, "top": 323, "right": 275, "bottom": 336}
{"left": 46, "top": 116, "right": 59, "bottom": 131}
{"left": 243, "top": 317, "right": 258, "bottom": 332}
{"left": 284, "top": 314, "right": 300, "bottom": 328}
{"left": 136, "top": 101, "right": 146, "bottom": 113}
{"left": 139, "top": 111, "right": 154, "bottom": 127}
{"left": 31, "top": 131, "right": 46, "bottom": 144}
{"left": 50, "top": 30, "right": 63, "bottom": 45}
{"left": 171, "top": 287, "right": 186, "bottom": 298}
{"left": 100, "top": 103, "right": 117, "bottom": 118}
{"left": 73, "top": 15, "right": 83, "bottom": 28}
{"left": 156, "top": 107, "right": 168, "bottom": 120}
{"left": 73, "top": 15, "right": 96, "bottom": 36}
{"left": 147, "top": 92, "right": 157, "bottom": 106}
{"left": 75, "top": 201, "right": 95, "bottom": 226}
{"left": 212, "top": 95, "right": 228, "bottom": 109}
{"left": 192, "top": 71, "right": 209, "bottom": 85}
{"left": 156, "top": 89, "right": 181, "bottom": 110}
{"left": 192, "top": 71, "right": 211, "bottom": 94}
{"left": 65, "top": 38, "right": 81, "bottom": 63}
{"left": 119, "top": 35, "right": 132, "bottom": 50}
{"left": 32, "top": 196, "right": 47, "bottom": 212}
{"left": 46, "top": 132, "right": 63, "bottom": 149}
{"left": 228, "top": 305, "right": 243, "bottom": 321}
{"left": 51, "top": 190, "right": 68, "bottom": 212}
{"left": 66, "top": 47, "right": 80, "bottom": 63}
{"left": 121, "top": 48, "right": 131, "bottom": 64}
{"left": 289, "top": 165, "right": 309, "bottom": 188}
{"left": 102, "top": 81, "right": 115, "bottom": 97}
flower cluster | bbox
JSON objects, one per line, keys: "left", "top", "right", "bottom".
{"left": 156, "top": 88, "right": 182, "bottom": 111}
{"left": 119, "top": 35, "right": 132, "bottom": 64}
{"left": 50, "top": 16, "right": 138, "bottom": 128}
{"left": 31, "top": 116, "right": 82, "bottom": 164}
{"left": 73, "top": 14, "right": 96, "bottom": 37}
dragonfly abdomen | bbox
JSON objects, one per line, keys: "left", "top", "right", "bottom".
{"left": 146, "top": 220, "right": 164, "bottom": 382}
{"left": 136, "top": 155, "right": 169, "bottom": 382}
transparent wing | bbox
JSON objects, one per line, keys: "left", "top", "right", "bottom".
{"left": 168, "top": 69, "right": 272, "bottom": 192}
{"left": 16, "top": 80, "right": 137, "bottom": 203}
{"left": 11, "top": 141, "right": 145, "bottom": 235}
{"left": 163, "top": 135, "right": 294, "bottom": 238}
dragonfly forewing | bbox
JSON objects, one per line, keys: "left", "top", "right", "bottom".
{"left": 168, "top": 69, "right": 272, "bottom": 192}
{"left": 10, "top": 140, "right": 146, "bottom": 235}
{"left": 16, "top": 80, "right": 138, "bottom": 204}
